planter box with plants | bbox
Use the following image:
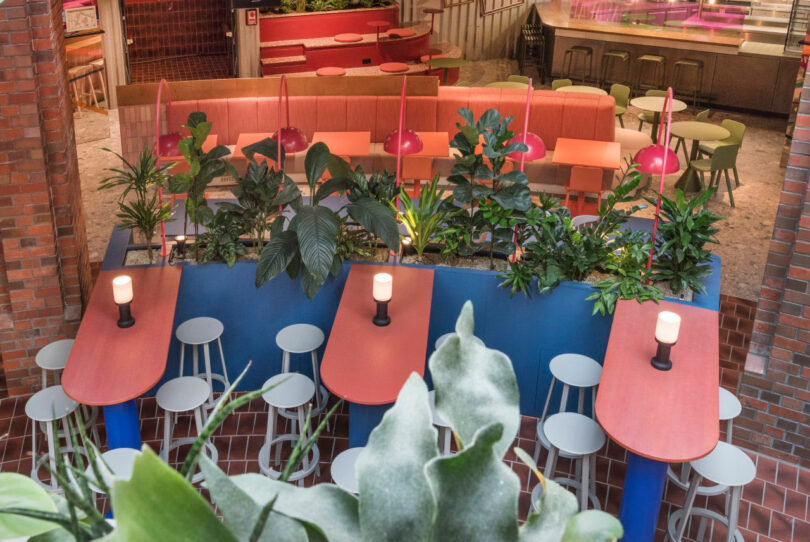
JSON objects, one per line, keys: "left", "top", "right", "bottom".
{"left": 100, "top": 110, "right": 722, "bottom": 417}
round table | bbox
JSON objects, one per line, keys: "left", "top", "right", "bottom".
{"left": 555, "top": 85, "right": 607, "bottom": 95}
{"left": 669, "top": 121, "right": 730, "bottom": 192}
{"left": 485, "top": 81, "right": 529, "bottom": 89}
{"left": 423, "top": 7, "right": 444, "bottom": 34}
{"left": 426, "top": 57, "right": 467, "bottom": 85}
{"left": 630, "top": 96, "right": 688, "bottom": 144}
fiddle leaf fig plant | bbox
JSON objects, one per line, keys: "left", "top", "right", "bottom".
{"left": 255, "top": 142, "right": 400, "bottom": 299}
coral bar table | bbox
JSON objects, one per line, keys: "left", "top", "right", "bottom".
{"left": 552, "top": 137, "right": 621, "bottom": 170}
{"left": 595, "top": 299, "right": 719, "bottom": 542}
{"left": 312, "top": 131, "right": 372, "bottom": 158}
{"left": 321, "top": 264, "right": 434, "bottom": 446}
{"left": 62, "top": 267, "right": 183, "bottom": 450}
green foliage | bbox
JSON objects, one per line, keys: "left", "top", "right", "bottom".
{"left": 167, "top": 112, "right": 235, "bottom": 245}
{"left": 99, "top": 147, "right": 174, "bottom": 262}
{"left": 398, "top": 175, "right": 455, "bottom": 258}
{"left": 645, "top": 188, "right": 723, "bottom": 295}
{"left": 255, "top": 143, "right": 399, "bottom": 299}
{"left": 196, "top": 209, "right": 247, "bottom": 267}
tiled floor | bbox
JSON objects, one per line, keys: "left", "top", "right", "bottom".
{"left": 129, "top": 54, "right": 230, "bottom": 83}
{"left": 0, "top": 393, "right": 805, "bottom": 540}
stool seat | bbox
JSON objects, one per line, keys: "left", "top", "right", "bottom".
{"left": 68, "top": 65, "right": 92, "bottom": 77}
{"left": 429, "top": 390, "right": 449, "bottom": 428}
{"left": 85, "top": 448, "right": 139, "bottom": 493}
{"left": 35, "top": 339, "right": 74, "bottom": 371}
{"left": 638, "top": 54, "right": 665, "bottom": 63}
{"left": 435, "top": 332, "right": 484, "bottom": 350}
{"left": 316, "top": 67, "right": 346, "bottom": 77}
{"left": 423, "top": 7, "right": 444, "bottom": 13}
{"left": 603, "top": 50, "right": 630, "bottom": 61}
{"left": 719, "top": 388, "right": 742, "bottom": 421}
{"left": 262, "top": 373, "right": 315, "bottom": 409}
{"left": 543, "top": 412, "right": 605, "bottom": 456}
{"left": 332, "top": 447, "right": 364, "bottom": 494}
{"left": 156, "top": 377, "right": 210, "bottom": 413}
{"left": 176, "top": 317, "right": 224, "bottom": 345}
{"left": 335, "top": 33, "right": 363, "bottom": 43}
{"left": 675, "top": 58, "right": 703, "bottom": 67}
{"left": 570, "top": 45, "right": 593, "bottom": 53}
{"left": 691, "top": 441, "right": 756, "bottom": 488}
{"left": 26, "top": 386, "right": 78, "bottom": 422}
{"left": 386, "top": 28, "right": 415, "bottom": 38}
{"left": 549, "top": 354, "right": 602, "bottom": 388}
{"left": 276, "top": 324, "right": 325, "bottom": 354}
{"left": 380, "top": 62, "right": 409, "bottom": 73}
{"left": 90, "top": 58, "right": 104, "bottom": 68}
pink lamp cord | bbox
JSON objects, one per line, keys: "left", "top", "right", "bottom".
{"left": 511, "top": 78, "right": 533, "bottom": 262}
{"left": 154, "top": 79, "right": 172, "bottom": 258}
{"left": 646, "top": 87, "right": 675, "bottom": 272}
{"left": 394, "top": 76, "right": 407, "bottom": 210}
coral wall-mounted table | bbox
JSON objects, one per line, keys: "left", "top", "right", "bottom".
{"left": 551, "top": 137, "right": 621, "bottom": 170}
{"left": 62, "top": 267, "right": 183, "bottom": 450}
{"left": 312, "top": 131, "right": 372, "bottom": 158}
{"left": 321, "top": 264, "right": 434, "bottom": 446}
{"left": 595, "top": 299, "right": 719, "bottom": 542}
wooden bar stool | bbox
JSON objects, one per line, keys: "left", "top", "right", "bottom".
{"left": 156, "top": 376, "right": 217, "bottom": 484}
{"left": 68, "top": 64, "right": 99, "bottom": 116}
{"left": 258, "top": 373, "right": 320, "bottom": 486}
{"left": 331, "top": 447, "right": 363, "bottom": 494}
{"left": 598, "top": 49, "right": 631, "bottom": 87}
{"left": 634, "top": 54, "right": 666, "bottom": 94}
{"left": 89, "top": 58, "right": 108, "bottom": 107}
{"left": 672, "top": 58, "right": 704, "bottom": 108}
{"left": 276, "top": 323, "right": 328, "bottom": 419}
{"left": 562, "top": 46, "right": 593, "bottom": 83}
{"left": 176, "top": 316, "right": 231, "bottom": 410}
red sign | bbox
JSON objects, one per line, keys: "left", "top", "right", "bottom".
{"left": 246, "top": 9, "right": 258, "bottom": 26}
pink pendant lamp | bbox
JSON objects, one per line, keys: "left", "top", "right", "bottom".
{"left": 154, "top": 78, "right": 179, "bottom": 257}
{"left": 273, "top": 75, "right": 308, "bottom": 163}
{"left": 384, "top": 76, "right": 423, "bottom": 207}
{"left": 507, "top": 79, "right": 544, "bottom": 260}
{"left": 632, "top": 87, "right": 681, "bottom": 271}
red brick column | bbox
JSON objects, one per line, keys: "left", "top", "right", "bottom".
{"left": 0, "top": 0, "right": 92, "bottom": 395}
{"left": 739, "top": 68, "right": 810, "bottom": 466}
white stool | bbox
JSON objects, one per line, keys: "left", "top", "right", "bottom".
{"left": 35, "top": 339, "right": 101, "bottom": 447}
{"left": 89, "top": 58, "right": 108, "bottom": 107}
{"left": 25, "top": 385, "right": 85, "bottom": 490}
{"left": 667, "top": 441, "right": 756, "bottom": 542}
{"left": 533, "top": 353, "right": 602, "bottom": 464}
{"left": 534, "top": 412, "right": 605, "bottom": 512}
{"left": 434, "top": 332, "right": 484, "bottom": 350}
{"left": 156, "top": 376, "right": 217, "bottom": 484}
{"left": 259, "top": 373, "right": 320, "bottom": 486}
{"left": 331, "top": 447, "right": 364, "bottom": 494}
{"left": 429, "top": 391, "right": 453, "bottom": 455}
{"left": 667, "top": 387, "right": 743, "bottom": 494}
{"left": 276, "top": 324, "right": 328, "bottom": 419}
{"left": 176, "top": 317, "right": 231, "bottom": 409}
{"left": 84, "top": 448, "right": 139, "bottom": 493}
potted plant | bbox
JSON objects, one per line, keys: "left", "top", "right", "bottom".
{"left": 98, "top": 147, "right": 174, "bottom": 264}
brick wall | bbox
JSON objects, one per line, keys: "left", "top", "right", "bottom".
{"left": 739, "top": 67, "right": 810, "bottom": 468}
{"left": 0, "top": 0, "right": 92, "bottom": 395}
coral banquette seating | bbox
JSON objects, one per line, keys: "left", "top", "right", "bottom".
{"left": 166, "top": 87, "right": 616, "bottom": 188}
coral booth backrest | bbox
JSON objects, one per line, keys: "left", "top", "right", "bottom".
{"left": 168, "top": 88, "right": 615, "bottom": 151}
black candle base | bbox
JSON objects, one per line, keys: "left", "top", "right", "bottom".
{"left": 373, "top": 300, "right": 390, "bottom": 326}
{"left": 651, "top": 340, "right": 673, "bottom": 371}
{"left": 117, "top": 302, "right": 135, "bottom": 328}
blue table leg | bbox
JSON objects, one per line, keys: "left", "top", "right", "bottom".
{"left": 619, "top": 452, "right": 668, "bottom": 542}
{"left": 348, "top": 403, "right": 390, "bottom": 447}
{"left": 103, "top": 400, "right": 142, "bottom": 450}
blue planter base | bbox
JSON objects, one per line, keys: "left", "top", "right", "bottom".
{"left": 348, "top": 403, "right": 391, "bottom": 447}
{"left": 103, "top": 400, "right": 142, "bottom": 450}
{"left": 618, "top": 452, "right": 669, "bottom": 542}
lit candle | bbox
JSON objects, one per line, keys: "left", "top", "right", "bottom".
{"left": 112, "top": 275, "right": 133, "bottom": 305}
{"left": 373, "top": 273, "right": 393, "bottom": 302}
{"left": 655, "top": 311, "right": 681, "bottom": 344}
{"left": 175, "top": 235, "right": 186, "bottom": 244}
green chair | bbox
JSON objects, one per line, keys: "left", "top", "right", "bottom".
{"left": 551, "top": 78, "right": 573, "bottom": 90}
{"left": 610, "top": 84, "right": 630, "bottom": 128}
{"left": 637, "top": 89, "right": 667, "bottom": 133}
{"left": 691, "top": 144, "right": 739, "bottom": 207}
{"left": 672, "top": 109, "right": 710, "bottom": 164}
{"left": 508, "top": 75, "right": 531, "bottom": 85}
{"left": 699, "top": 119, "right": 745, "bottom": 187}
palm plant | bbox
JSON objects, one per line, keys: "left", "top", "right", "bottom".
{"left": 99, "top": 147, "right": 173, "bottom": 262}
{"left": 398, "top": 174, "right": 456, "bottom": 260}
{"left": 255, "top": 142, "right": 400, "bottom": 299}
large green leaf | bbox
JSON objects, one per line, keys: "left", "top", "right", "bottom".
{"left": 290, "top": 206, "right": 339, "bottom": 285}
{"left": 256, "top": 230, "right": 299, "bottom": 287}
{"left": 425, "top": 423, "right": 520, "bottom": 542}
{"left": 356, "top": 374, "right": 438, "bottom": 542}
{"left": 492, "top": 183, "right": 531, "bottom": 211}
{"left": 314, "top": 177, "right": 352, "bottom": 204}
{"left": 300, "top": 263, "right": 327, "bottom": 300}
{"left": 103, "top": 447, "right": 236, "bottom": 542}
{"left": 428, "top": 301, "right": 520, "bottom": 458}
{"left": 518, "top": 479, "right": 579, "bottom": 542}
{"left": 0, "top": 473, "right": 60, "bottom": 539}
{"left": 242, "top": 137, "right": 285, "bottom": 165}
{"left": 562, "top": 510, "right": 623, "bottom": 542}
{"left": 199, "top": 457, "right": 307, "bottom": 542}
{"left": 346, "top": 198, "right": 400, "bottom": 251}
{"left": 304, "top": 142, "right": 331, "bottom": 194}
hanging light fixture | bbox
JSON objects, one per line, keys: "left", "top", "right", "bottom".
{"left": 385, "top": 76, "right": 423, "bottom": 208}
{"left": 272, "top": 75, "right": 308, "bottom": 158}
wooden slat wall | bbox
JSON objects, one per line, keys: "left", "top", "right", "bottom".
{"left": 398, "top": 0, "right": 529, "bottom": 60}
